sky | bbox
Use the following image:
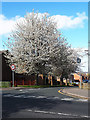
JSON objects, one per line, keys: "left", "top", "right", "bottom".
{"left": 1, "top": 0, "right": 89, "bottom": 2}
{"left": 0, "top": 2, "right": 88, "bottom": 72}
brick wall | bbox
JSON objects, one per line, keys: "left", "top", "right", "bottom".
{"left": 0, "top": 52, "right": 12, "bottom": 81}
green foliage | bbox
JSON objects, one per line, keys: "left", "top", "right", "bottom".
{"left": 17, "top": 85, "right": 68, "bottom": 88}
{"left": 0, "top": 81, "right": 11, "bottom": 88}
{"left": 67, "top": 83, "right": 69, "bottom": 86}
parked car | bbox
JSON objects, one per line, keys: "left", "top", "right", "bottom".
{"left": 83, "top": 79, "right": 88, "bottom": 83}
{"left": 88, "top": 80, "right": 90, "bottom": 83}
{"left": 73, "top": 81, "right": 79, "bottom": 86}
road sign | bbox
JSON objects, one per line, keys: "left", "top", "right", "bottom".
{"left": 10, "top": 64, "right": 16, "bottom": 71}
{"left": 77, "top": 57, "right": 81, "bottom": 63}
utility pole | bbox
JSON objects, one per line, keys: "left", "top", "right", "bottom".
{"left": 85, "top": 49, "right": 90, "bottom": 79}
{"left": 88, "top": 49, "right": 90, "bottom": 80}
{"left": 76, "top": 57, "right": 82, "bottom": 88}
{"left": 80, "top": 75, "right": 82, "bottom": 89}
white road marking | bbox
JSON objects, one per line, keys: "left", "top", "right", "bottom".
{"left": 81, "top": 115, "right": 90, "bottom": 118}
{"left": 35, "top": 110, "right": 49, "bottom": 114}
{"left": 33, "top": 110, "right": 72, "bottom": 116}
{"left": 14, "top": 95, "right": 22, "bottom": 98}
{"left": 27, "top": 109, "right": 32, "bottom": 112}
{"left": 36, "top": 96, "right": 47, "bottom": 98}
{"left": 27, "top": 109, "right": 89, "bottom": 118}
{"left": 3, "top": 94, "right": 14, "bottom": 97}
{"left": 53, "top": 97, "right": 59, "bottom": 99}
{"left": 3, "top": 94, "right": 88, "bottom": 102}
{"left": 27, "top": 96, "right": 36, "bottom": 98}
{"left": 61, "top": 98, "right": 88, "bottom": 102}
{"left": 49, "top": 112, "right": 56, "bottom": 114}
{"left": 19, "top": 90, "right": 23, "bottom": 91}
{"left": 58, "top": 112, "right": 72, "bottom": 116}
{"left": 23, "top": 95, "right": 36, "bottom": 98}
{"left": 61, "top": 98, "right": 74, "bottom": 101}
{"left": 19, "top": 95, "right": 25, "bottom": 97}
{"left": 76, "top": 99, "right": 88, "bottom": 102}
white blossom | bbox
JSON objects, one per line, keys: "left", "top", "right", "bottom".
{"left": 4, "top": 10, "right": 79, "bottom": 77}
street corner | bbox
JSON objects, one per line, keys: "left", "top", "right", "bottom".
{"left": 58, "top": 89, "right": 65, "bottom": 95}
{"left": 58, "top": 88, "right": 89, "bottom": 100}
{"left": 58, "top": 88, "right": 71, "bottom": 96}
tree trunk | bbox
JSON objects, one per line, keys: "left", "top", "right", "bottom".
{"left": 45, "top": 76, "right": 46, "bottom": 85}
{"left": 44, "top": 74, "right": 46, "bottom": 85}
{"left": 60, "top": 80, "right": 62, "bottom": 86}
{"left": 22, "top": 80, "right": 24, "bottom": 85}
{"left": 36, "top": 73, "right": 38, "bottom": 85}
{"left": 60, "top": 75, "right": 63, "bottom": 85}
{"left": 51, "top": 76, "right": 53, "bottom": 86}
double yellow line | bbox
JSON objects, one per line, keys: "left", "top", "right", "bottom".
{"left": 58, "top": 89, "right": 89, "bottom": 100}
{"left": 58, "top": 89, "right": 64, "bottom": 95}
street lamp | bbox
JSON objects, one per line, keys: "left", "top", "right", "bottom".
{"left": 85, "top": 49, "right": 90, "bottom": 79}
{"left": 77, "top": 57, "right": 81, "bottom": 63}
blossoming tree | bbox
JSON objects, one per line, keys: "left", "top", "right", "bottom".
{"left": 4, "top": 10, "right": 79, "bottom": 85}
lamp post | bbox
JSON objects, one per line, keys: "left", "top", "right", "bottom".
{"left": 85, "top": 49, "right": 90, "bottom": 79}
{"left": 76, "top": 57, "right": 82, "bottom": 88}
{"left": 79, "top": 75, "right": 82, "bottom": 89}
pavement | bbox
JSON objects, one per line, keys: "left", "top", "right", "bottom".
{"left": 1, "top": 86, "right": 90, "bottom": 100}
{"left": 62, "top": 87, "right": 90, "bottom": 100}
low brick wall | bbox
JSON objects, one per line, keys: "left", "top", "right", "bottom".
{"left": 79, "top": 83, "right": 83, "bottom": 88}
{"left": 88, "top": 83, "right": 90, "bottom": 88}
{"left": 82, "top": 83, "right": 90, "bottom": 89}
{"left": 83, "top": 83, "right": 88, "bottom": 89}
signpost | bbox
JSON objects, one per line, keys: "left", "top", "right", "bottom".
{"left": 10, "top": 64, "right": 16, "bottom": 87}
{"left": 80, "top": 75, "right": 82, "bottom": 89}
{"left": 77, "top": 57, "right": 81, "bottom": 63}
{"left": 76, "top": 57, "right": 82, "bottom": 88}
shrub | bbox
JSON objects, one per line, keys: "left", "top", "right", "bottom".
{"left": 17, "top": 84, "right": 67, "bottom": 88}
{"left": 0, "top": 81, "right": 11, "bottom": 88}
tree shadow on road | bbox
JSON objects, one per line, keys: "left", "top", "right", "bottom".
{"left": 2, "top": 92, "right": 73, "bottom": 118}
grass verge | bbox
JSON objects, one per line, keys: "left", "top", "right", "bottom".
{"left": 17, "top": 85, "right": 69, "bottom": 88}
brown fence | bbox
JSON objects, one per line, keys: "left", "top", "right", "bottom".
{"left": 0, "top": 51, "right": 51, "bottom": 86}
{"left": 13, "top": 73, "right": 36, "bottom": 86}
{"left": 83, "top": 83, "right": 90, "bottom": 89}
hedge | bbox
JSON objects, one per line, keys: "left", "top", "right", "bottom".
{"left": 0, "top": 81, "right": 11, "bottom": 88}
{"left": 17, "top": 85, "right": 68, "bottom": 88}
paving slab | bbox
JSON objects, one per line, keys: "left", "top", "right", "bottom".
{"left": 63, "top": 87, "right": 90, "bottom": 99}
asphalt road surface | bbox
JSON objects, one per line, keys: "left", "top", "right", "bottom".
{"left": 2, "top": 87, "right": 89, "bottom": 118}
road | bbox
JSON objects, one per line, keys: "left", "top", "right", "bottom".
{"left": 2, "top": 87, "right": 89, "bottom": 118}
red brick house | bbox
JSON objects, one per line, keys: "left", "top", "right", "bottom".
{"left": 0, "top": 50, "right": 50, "bottom": 86}
{"left": 0, "top": 50, "right": 12, "bottom": 82}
